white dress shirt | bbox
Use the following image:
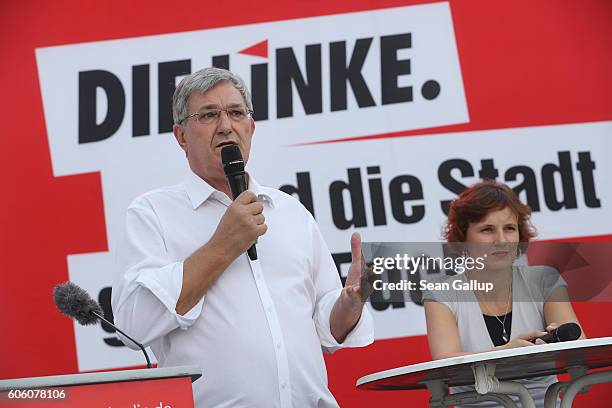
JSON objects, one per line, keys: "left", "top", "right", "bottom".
{"left": 111, "top": 170, "right": 374, "bottom": 408}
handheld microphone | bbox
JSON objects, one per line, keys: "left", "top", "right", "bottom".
{"left": 221, "top": 145, "right": 257, "bottom": 261}
{"left": 53, "top": 282, "right": 152, "bottom": 368}
{"left": 531, "top": 322, "right": 582, "bottom": 344}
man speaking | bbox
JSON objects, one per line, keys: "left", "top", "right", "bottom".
{"left": 111, "top": 67, "right": 374, "bottom": 407}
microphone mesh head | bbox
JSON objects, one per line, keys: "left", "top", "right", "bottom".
{"left": 53, "top": 282, "right": 102, "bottom": 326}
{"left": 558, "top": 322, "right": 582, "bottom": 341}
{"left": 221, "top": 145, "right": 245, "bottom": 175}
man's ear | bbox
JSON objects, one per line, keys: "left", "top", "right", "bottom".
{"left": 173, "top": 124, "right": 187, "bottom": 152}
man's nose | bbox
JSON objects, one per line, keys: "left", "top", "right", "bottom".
{"left": 216, "top": 111, "right": 232, "bottom": 134}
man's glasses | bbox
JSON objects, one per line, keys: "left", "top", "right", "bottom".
{"left": 179, "top": 107, "right": 253, "bottom": 125}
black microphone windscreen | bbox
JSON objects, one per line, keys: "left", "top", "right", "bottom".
{"left": 221, "top": 145, "right": 245, "bottom": 175}
{"left": 53, "top": 282, "right": 102, "bottom": 326}
{"left": 557, "top": 322, "right": 582, "bottom": 341}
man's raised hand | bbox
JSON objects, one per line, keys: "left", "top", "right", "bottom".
{"left": 342, "top": 232, "right": 375, "bottom": 305}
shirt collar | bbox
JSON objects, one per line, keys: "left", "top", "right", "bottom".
{"left": 183, "top": 170, "right": 275, "bottom": 210}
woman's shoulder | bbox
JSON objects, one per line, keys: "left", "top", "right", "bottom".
{"left": 515, "top": 264, "right": 567, "bottom": 301}
{"left": 518, "top": 265, "right": 562, "bottom": 283}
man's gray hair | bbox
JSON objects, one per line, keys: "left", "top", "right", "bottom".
{"left": 172, "top": 67, "right": 253, "bottom": 124}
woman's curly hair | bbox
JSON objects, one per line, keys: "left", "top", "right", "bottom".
{"left": 444, "top": 180, "right": 536, "bottom": 242}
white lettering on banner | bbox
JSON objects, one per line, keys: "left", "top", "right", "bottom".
{"left": 34, "top": 1, "right": 611, "bottom": 372}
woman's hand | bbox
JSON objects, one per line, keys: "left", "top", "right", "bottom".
{"left": 532, "top": 323, "right": 559, "bottom": 344}
{"left": 501, "top": 330, "right": 547, "bottom": 349}
{"left": 545, "top": 322, "right": 559, "bottom": 332}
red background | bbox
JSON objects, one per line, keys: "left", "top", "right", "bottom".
{"left": 1, "top": 0, "right": 611, "bottom": 406}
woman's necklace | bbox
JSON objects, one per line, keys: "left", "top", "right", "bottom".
{"left": 489, "top": 290, "right": 512, "bottom": 343}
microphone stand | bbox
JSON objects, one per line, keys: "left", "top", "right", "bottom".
{"left": 92, "top": 310, "right": 152, "bottom": 369}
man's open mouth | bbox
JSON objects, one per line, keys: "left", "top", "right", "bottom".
{"left": 216, "top": 141, "right": 237, "bottom": 149}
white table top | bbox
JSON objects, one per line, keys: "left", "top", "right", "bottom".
{"left": 0, "top": 366, "right": 202, "bottom": 390}
{"left": 357, "top": 337, "right": 612, "bottom": 390}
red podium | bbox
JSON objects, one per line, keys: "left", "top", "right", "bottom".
{"left": 0, "top": 365, "right": 201, "bottom": 407}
